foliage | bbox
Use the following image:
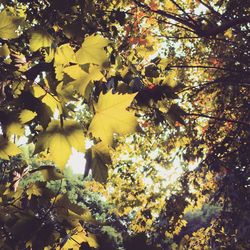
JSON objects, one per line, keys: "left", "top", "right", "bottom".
{"left": 0, "top": 0, "right": 249, "bottom": 249}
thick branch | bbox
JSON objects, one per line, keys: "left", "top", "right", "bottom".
{"left": 169, "top": 65, "right": 247, "bottom": 73}
{"left": 133, "top": 0, "right": 250, "bottom": 38}
{"left": 197, "top": 16, "right": 250, "bottom": 37}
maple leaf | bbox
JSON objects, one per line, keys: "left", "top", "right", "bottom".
{"left": 0, "top": 136, "right": 22, "bottom": 160}
{"left": 88, "top": 91, "right": 138, "bottom": 145}
{"left": 0, "top": 10, "right": 24, "bottom": 39}
{"left": 19, "top": 109, "right": 37, "bottom": 124}
{"left": 6, "top": 122, "right": 24, "bottom": 137}
{"left": 64, "top": 64, "right": 104, "bottom": 96}
{"left": 75, "top": 34, "right": 109, "bottom": 65}
{"left": 35, "top": 120, "right": 85, "bottom": 169}
{"left": 54, "top": 43, "right": 76, "bottom": 65}
{"left": 31, "top": 85, "right": 61, "bottom": 113}
{"left": 86, "top": 142, "right": 111, "bottom": 183}
{"left": 29, "top": 28, "right": 53, "bottom": 52}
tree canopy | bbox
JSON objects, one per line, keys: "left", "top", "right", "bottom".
{"left": 0, "top": 0, "right": 249, "bottom": 249}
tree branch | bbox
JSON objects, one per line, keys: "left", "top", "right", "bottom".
{"left": 198, "top": 16, "right": 250, "bottom": 37}
{"left": 186, "top": 113, "right": 250, "bottom": 127}
{"left": 133, "top": 0, "right": 198, "bottom": 31}
{"left": 24, "top": 62, "right": 53, "bottom": 81}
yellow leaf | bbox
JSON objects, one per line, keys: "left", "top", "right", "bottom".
{"left": 0, "top": 136, "right": 22, "bottom": 160}
{"left": 54, "top": 43, "right": 76, "bottom": 65}
{"left": 224, "top": 29, "right": 233, "bottom": 39}
{"left": 88, "top": 91, "right": 138, "bottom": 145}
{"left": 48, "top": 133, "right": 72, "bottom": 168}
{"left": 29, "top": 28, "right": 53, "bottom": 52}
{"left": 31, "top": 85, "right": 60, "bottom": 113}
{"left": 43, "top": 47, "right": 55, "bottom": 63}
{"left": 76, "top": 34, "right": 109, "bottom": 65}
{"left": 19, "top": 109, "right": 37, "bottom": 124}
{"left": 54, "top": 64, "right": 64, "bottom": 81}
{"left": 0, "top": 10, "right": 23, "bottom": 39}
{"left": 56, "top": 82, "right": 76, "bottom": 102}
{"left": 36, "top": 120, "right": 85, "bottom": 169}
{"left": 165, "top": 69, "right": 178, "bottom": 87}
{"left": 86, "top": 233, "right": 99, "bottom": 248}
{"left": 164, "top": 0, "right": 177, "bottom": 11}
{"left": 6, "top": 122, "right": 24, "bottom": 137}
{"left": 26, "top": 183, "right": 42, "bottom": 199}
{"left": 64, "top": 65, "right": 104, "bottom": 96}
{"left": 64, "top": 64, "right": 85, "bottom": 79}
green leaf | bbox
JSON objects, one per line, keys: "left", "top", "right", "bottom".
{"left": 76, "top": 34, "right": 109, "bottom": 65}
{"left": 88, "top": 91, "right": 138, "bottom": 145}
{"left": 29, "top": 28, "right": 53, "bottom": 52}
{"left": 35, "top": 120, "right": 85, "bottom": 169}
{"left": 0, "top": 136, "right": 22, "bottom": 160}
{"left": 0, "top": 10, "right": 23, "bottom": 39}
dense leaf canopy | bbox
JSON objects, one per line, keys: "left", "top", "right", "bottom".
{"left": 0, "top": 0, "right": 249, "bottom": 249}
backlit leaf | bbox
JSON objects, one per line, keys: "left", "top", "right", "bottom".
{"left": 29, "top": 28, "right": 53, "bottom": 52}
{"left": 54, "top": 43, "right": 76, "bottom": 65}
{"left": 64, "top": 64, "right": 104, "bottom": 96}
{"left": 35, "top": 120, "right": 85, "bottom": 169}
{"left": 31, "top": 85, "right": 60, "bottom": 113}
{"left": 88, "top": 91, "right": 138, "bottom": 145}
{"left": 19, "top": 109, "right": 37, "bottom": 124}
{"left": 6, "top": 122, "right": 24, "bottom": 137}
{"left": 76, "top": 34, "right": 109, "bottom": 65}
{"left": 26, "top": 183, "right": 43, "bottom": 199}
{"left": 0, "top": 10, "right": 23, "bottom": 39}
{"left": 0, "top": 136, "right": 22, "bottom": 160}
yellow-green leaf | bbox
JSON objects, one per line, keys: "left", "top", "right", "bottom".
{"left": 26, "top": 183, "right": 43, "bottom": 199}
{"left": 88, "top": 91, "right": 138, "bottom": 145}
{"left": 19, "top": 109, "right": 37, "bottom": 124}
{"left": 29, "top": 28, "right": 53, "bottom": 52}
{"left": 35, "top": 165, "right": 64, "bottom": 181}
{"left": 0, "top": 43, "right": 10, "bottom": 57}
{"left": 76, "top": 34, "right": 109, "bottom": 65}
{"left": 0, "top": 10, "right": 23, "bottom": 39}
